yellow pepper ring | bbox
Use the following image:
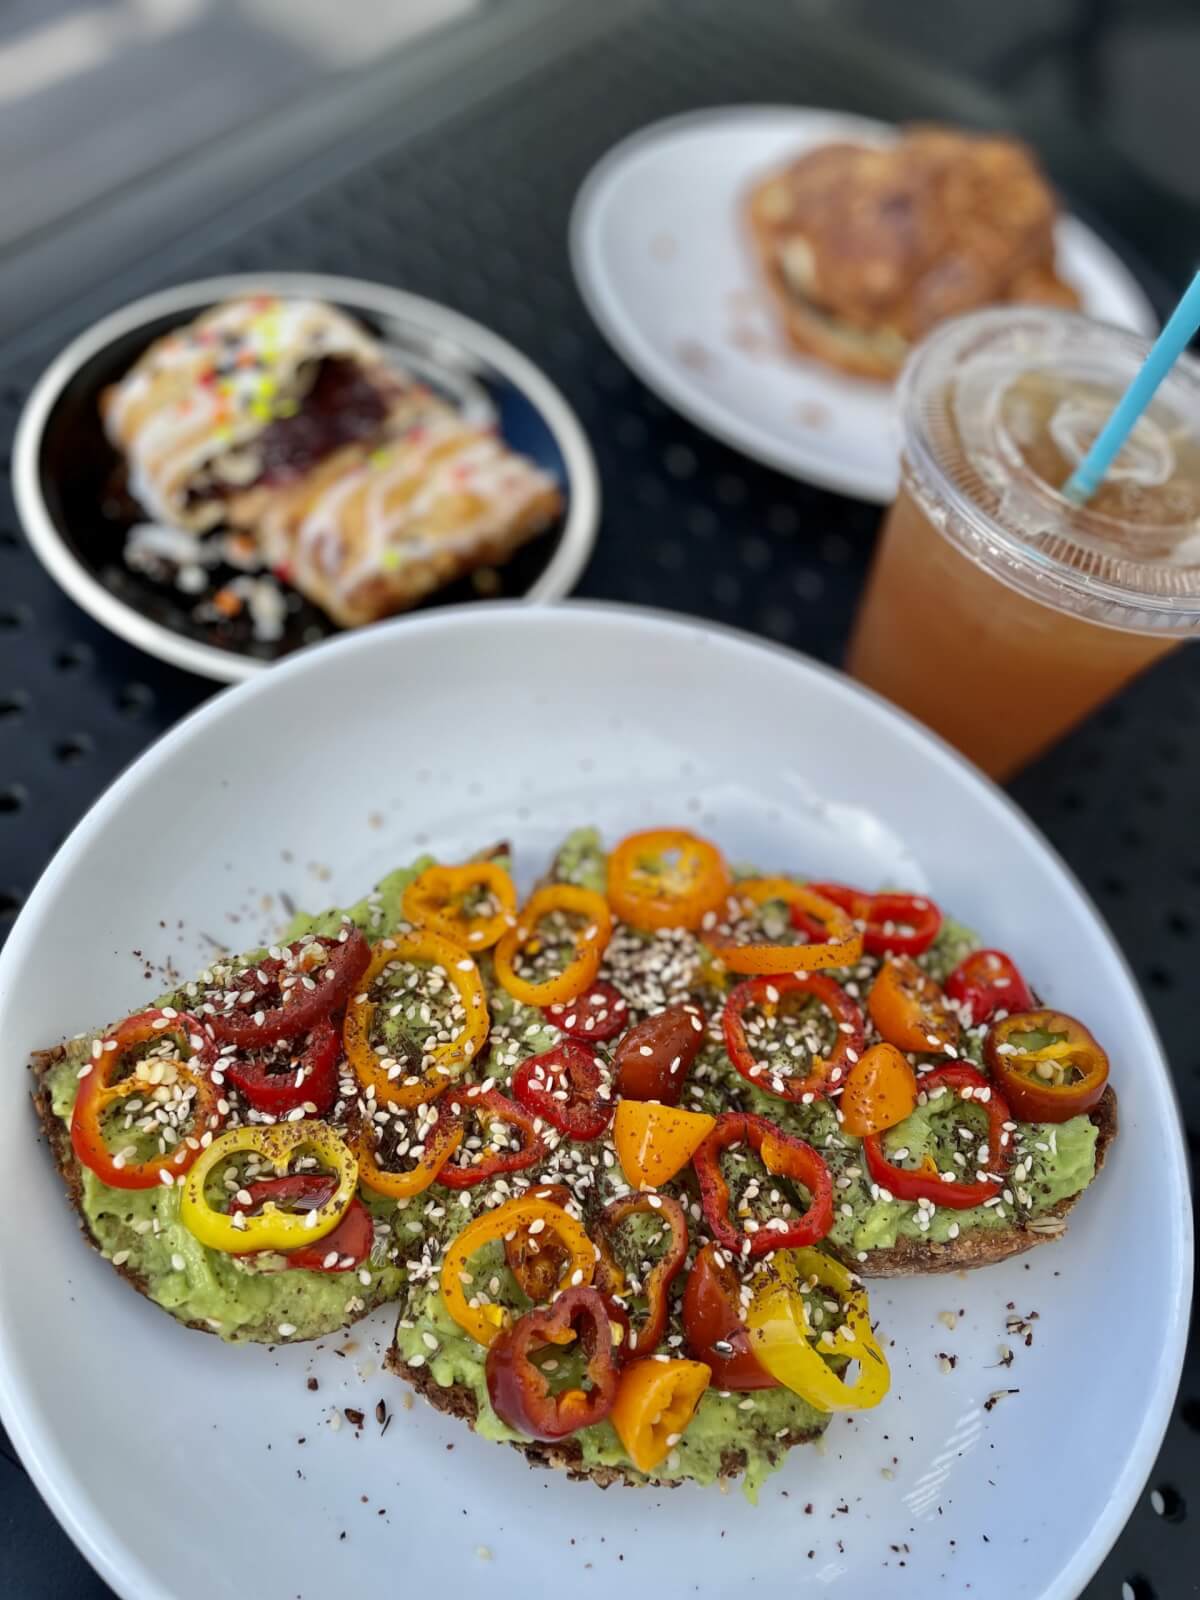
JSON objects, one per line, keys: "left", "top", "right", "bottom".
{"left": 440, "top": 1194, "right": 596, "bottom": 1348}
{"left": 402, "top": 861, "right": 517, "bottom": 952}
{"left": 179, "top": 1120, "right": 358, "bottom": 1255}
{"left": 344, "top": 931, "right": 489, "bottom": 1109}
{"left": 493, "top": 883, "right": 613, "bottom": 1008}
{"left": 706, "top": 879, "right": 863, "bottom": 976}
{"left": 745, "top": 1246, "right": 890, "bottom": 1412}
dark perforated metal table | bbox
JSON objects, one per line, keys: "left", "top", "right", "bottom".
{"left": 0, "top": 2, "right": 1195, "bottom": 1595}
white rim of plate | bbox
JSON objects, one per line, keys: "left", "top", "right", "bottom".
{"left": 0, "top": 598, "right": 1190, "bottom": 1600}
{"left": 12, "top": 272, "right": 602, "bottom": 684}
{"left": 568, "top": 105, "right": 1160, "bottom": 501}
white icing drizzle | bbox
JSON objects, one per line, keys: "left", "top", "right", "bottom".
{"left": 104, "top": 297, "right": 380, "bottom": 531}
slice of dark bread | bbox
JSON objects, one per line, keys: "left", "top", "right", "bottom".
{"left": 384, "top": 1345, "right": 821, "bottom": 1488}
{"left": 30, "top": 1043, "right": 395, "bottom": 1343}
{"left": 836, "top": 1087, "right": 1118, "bottom": 1277}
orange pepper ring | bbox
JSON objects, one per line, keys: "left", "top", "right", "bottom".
{"left": 343, "top": 931, "right": 488, "bottom": 1109}
{"left": 493, "top": 883, "right": 612, "bottom": 1008}
{"left": 607, "top": 828, "right": 731, "bottom": 932}
{"left": 705, "top": 879, "right": 862, "bottom": 976}
{"left": 401, "top": 861, "right": 517, "bottom": 951}
{"left": 355, "top": 1103, "right": 464, "bottom": 1198}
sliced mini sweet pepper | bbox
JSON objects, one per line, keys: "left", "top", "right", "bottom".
{"left": 985, "top": 1009, "right": 1109, "bottom": 1123}
{"left": 401, "top": 860, "right": 517, "bottom": 951}
{"left": 223, "top": 1017, "right": 341, "bottom": 1118}
{"left": 70, "top": 1008, "right": 225, "bottom": 1190}
{"left": 504, "top": 1183, "right": 573, "bottom": 1301}
{"left": 793, "top": 883, "right": 942, "bottom": 958}
{"left": 485, "top": 1286, "right": 618, "bottom": 1441}
{"left": 593, "top": 1192, "right": 688, "bottom": 1358}
{"left": 722, "top": 972, "right": 864, "bottom": 1102}
{"left": 868, "top": 955, "right": 959, "bottom": 1054}
{"left": 945, "top": 949, "right": 1033, "bottom": 1025}
{"left": 236, "top": 1175, "right": 373, "bottom": 1272}
{"left": 355, "top": 1099, "right": 464, "bottom": 1199}
{"left": 208, "top": 929, "right": 370, "bottom": 1048}
{"left": 612, "top": 1099, "right": 715, "bottom": 1189}
{"left": 606, "top": 828, "right": 730, "bottom": 932}
{"left": 610, "top": 1357, "right": 711, "bottom": 1472}
{"left": 493, "top": 883, "right": 612, "bottom": 1007}
{"left": 693, "top": 1111, "right": 834, "bottom": 1257}
{"left": 861, "top": 1064, "right": 1014, "bottom": 1209}
{"left": 682, "top": 1242, "right": 778, "bottom": 1391}
{"left": 343, "top": 930, "right": 489, "bottom": 1108}
{"left": 434, "top": 1087, "right": 546, "bottom": 1189}
{"left": 838, "top": 1042, "right": 918, "bottom": 1137}
{"left": 440, "top": 1193, "right": 596, "bottom": 1347}
{"left": 704, "top": 879, "right": 862, "bottom": 976}
{"left": 745, "top": 1247, "right": 889, "bottom": 1412}
{"left": 179, "top": 1120, "right": 358, "bottom": 1253}
{"left": 511, "top": 1041, "right": 612, "bottom": 1141}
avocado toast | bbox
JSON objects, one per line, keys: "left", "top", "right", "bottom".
{"left": 35, "top": 824, "right": 1116, "bottom": 1493}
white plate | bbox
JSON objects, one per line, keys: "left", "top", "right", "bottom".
{"left": 0, "top": 603, "right": 1188, "bottom": 1599}
{"left": 570, "top": 107, "right": 1159, "bottom": 502}
{"left": 13, "top": 273, "right": 600, "bottom": 683}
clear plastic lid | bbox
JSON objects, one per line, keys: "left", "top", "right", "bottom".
{"left": 898, "top": 306, "right": 1200, "bottom": 636}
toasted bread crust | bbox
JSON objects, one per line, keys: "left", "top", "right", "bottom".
{"left": 29, "top": 1042, "right": 391, "bottom": 1343}
{"left": 384, "top": 1344, "right": 821, "bottom": 1487}
{"left": 836, "top": 1086, "right": 1118, "bottom": 1277}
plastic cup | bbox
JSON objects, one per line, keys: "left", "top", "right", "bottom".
{"left": 847, "top": 307, "right": 1200, "bottom": 779}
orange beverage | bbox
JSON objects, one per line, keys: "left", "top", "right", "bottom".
{"left": 848, "top": 309, "right": 1200, "bottom": 779}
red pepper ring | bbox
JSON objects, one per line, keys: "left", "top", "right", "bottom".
{"left": 485, "top": 1286, "right": 619, "bottom": 1441}
{"left": 692, "top": 1111, "right": 834, "bottom": 1258}
{"left": 511, "top": 1041, "right": 612, "bottom": 1141}
{"left": 682, "top": 1241, "right": 778, "bottom": 1391}
{"left": 223, "top": 1018, "right": 341, "bottom": 1117}
{"left": 435, "top": 1087, "right": 547, "bottom": 1189}
{"left": 793, "top": 883, "right": 943, "bottom": 958}
{"left": 544, "top": 980, "right": 628, "bottom": 1043}
{"left": 861, "top": 1064, "right": 1015, "bottom": 1210}
{"left": 722, "top": 974, "right": 864, "bottom": 1103}
{"left": 945, "top": 949, "right": 1034, "bottom": 1025}
{"left": 236, "top": 1175, "right": 374, "bottom": 1272}
{"left": 208, "top": 928, "right": 370, "bottom": 1048}
{"left": 593, "top": 1192, "right": 689, "bottom": 1359}
{"left": 70, "top": 1009, "right": 225, "bottom": 1190}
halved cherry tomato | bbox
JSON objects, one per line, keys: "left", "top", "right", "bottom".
{"left": 493, "top": 884, "right": 612, "bottom": 1008}
{"left": 946, "top": 950, "right": 1034, "bottom": 1025}
{"left": 868, "top": 956, "right": 959, "bottom": 1054}
{"left": 504, "top": 1183, "right": 573, "bottom": 1302}
{"left": 838, "top": 1042, "right": 918, "bottom": 1136}
{"left": 612, "top": 1004, "right": 706, "bottom": 1104}
{"left": 544, "top": 980, "right": 628, "bottom": 1042}
{"left": 793, "top": 883, "right": 942, "bottom": 957}
{"left": 511, "top": 1041, "right": 612, "bottom": 1141}
{"left": 223, "top": 1018, "right": 341, "bottom": 1117}
{"left": 722, "top": 973, "right": 864, "bottom": 1102}
{"left": 705, "top": 879, "right": 862, "bottom": 975}
{"left": 607, "top": 828, "right": 730, "bottom": 932}
{"left": 237, "top": 1174, "right": 373, "bottom": 1272}
{"left": 70, "top": 1009, "right": 225, "bottom": 1190}
{"left": 985, "top": 1009, "right": 1109, "bottom": 1123}
{"left": 208, "top": 930, "right": 370, "bottom": 1048}
{"left": 435, "top": 1087, "right": 546, "bottom": 1188}
{"left": 402, "top": 861, "right": 517, "bottom": 952}
{"left": 693, "top": 1111, "right": 833, "bottom": 1257}
{"left": 861, "top": 1064, "right": 1013, "bottom": 1209}
{"left": 682, "top": 1241, "right": 779, "bottom": 1391}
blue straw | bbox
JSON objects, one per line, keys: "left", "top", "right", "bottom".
{"left": 1063, "top": 270, "right": 1200, "bottom": 505}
